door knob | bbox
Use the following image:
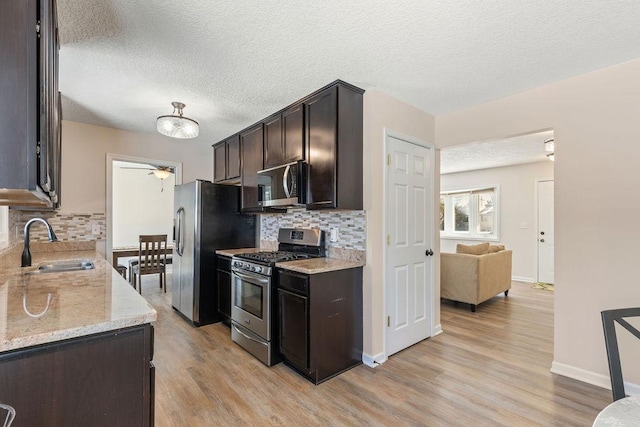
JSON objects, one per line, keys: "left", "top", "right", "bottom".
{"left": 425, "top": 249, "right": 433, "bottom": 256}
{"left": 540, "top": 239, "right": 545, "bottom": 242}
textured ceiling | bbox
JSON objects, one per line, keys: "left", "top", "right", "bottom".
{"left": 57, "top": 1, "right": 640, "bottom": 147}
{"left": 440, "top": 130, "right": 554, "bottom": 174}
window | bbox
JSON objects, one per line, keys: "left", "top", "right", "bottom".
{"left": 440, "top": 187, "right": 499, "bottom": 240}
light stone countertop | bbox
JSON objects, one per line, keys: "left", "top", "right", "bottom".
{"left": 276, "top": 258, "right": 364, "bottom": 274}
{"left": 0, "top": 245, "right": 157, "bottom": 353}
{"left": 216, "top": 247, "right": 364, "bottom": 274}
{"left": 215, "top": 248, "right": 260, "bottom": 257}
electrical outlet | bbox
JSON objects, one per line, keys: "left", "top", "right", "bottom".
{"left": 330, "top": 228, "right": 339, "bottom": 243}
{"left": 91, "top": 224, "right": 101, "bottom": 235}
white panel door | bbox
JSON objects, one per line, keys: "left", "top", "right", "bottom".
{"left": 538, "top": 180, "right": 554, "bottom": 284}
{"left": 385, "top": 135, "right": 433, "bottom": 357}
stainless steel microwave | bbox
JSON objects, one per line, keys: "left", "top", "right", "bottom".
{"left": 257, "top": 160, "right": 307, "bottom": 207}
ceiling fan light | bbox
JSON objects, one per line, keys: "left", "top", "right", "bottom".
{"left": 156, "top": 102, "right": 199, "bottom": 139}
{"left": 152, "top": 169, "right": 171, "bottom": 180}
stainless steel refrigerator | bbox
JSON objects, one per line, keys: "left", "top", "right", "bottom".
{"left": 172, "top": 180, "right": 256, "bottom": 326}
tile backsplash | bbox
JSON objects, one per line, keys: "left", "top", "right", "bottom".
{"left": 260, "top": 209, "right": 366, "bottom": 262}
{"left": 8, "top": 210, "right": 106, "bottom": 245}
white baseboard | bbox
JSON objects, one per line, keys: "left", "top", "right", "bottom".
{"left": 362, "top": 351, "right": 387, "bottom": 368}
{"left": 512, "top": 275, "right": 535, "bottom": 283}
{"left": 551, "top": 361, "right": 640, "bottom": 396}
{"left": 433, "top": 323, "right": 443, "bottom": 336}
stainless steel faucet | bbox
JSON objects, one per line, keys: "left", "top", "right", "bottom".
{"left": 21, "top": 218, "right": 58, "bottom": 267}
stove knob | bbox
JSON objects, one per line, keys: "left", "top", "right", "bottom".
{"left": 253, "top": 266, "right": 261, "bottom": 273}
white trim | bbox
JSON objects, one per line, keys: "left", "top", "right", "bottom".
{"left": 105, "top": 153, "right": 183, "bottom": 265}
{"left": 433, "top": 323, "right": 443, "bottom": 336}
{"left": 382, "top": 128, "right": 437, "bottom": 359}
{"left": 362, "top": 352, "right": 387, "bottom": 368}
{"left": 534, "top": 178, "right": 554, "bottom": 283}
{"left": 439, "top": 185, "right": 500, "bottom": 241}
{"left": 512, "top": 275, "right": 535, "bottom": 283}
{"left": 551, "top": 361, "right": 640, "bottom": 397}
{"left": 0, "top": 206, "right": 8, "bottom": 248}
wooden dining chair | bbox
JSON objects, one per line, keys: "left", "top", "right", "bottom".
{"left": 130, "top": 234, "right": 168, "bottom": 294}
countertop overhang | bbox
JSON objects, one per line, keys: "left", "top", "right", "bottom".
{"left": 0, "top": 245, "right": 157, "bottom": 353}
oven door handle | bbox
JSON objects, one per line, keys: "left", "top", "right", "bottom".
{"left": 232, "top": 323, "right": 268, "bottom": 347}
{"left": 232, "top": 270, "right": 270, "bottom": 285}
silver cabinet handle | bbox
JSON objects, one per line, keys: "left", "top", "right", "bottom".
{"left": 0, "top": 403, "right": 16, "bottom": 427}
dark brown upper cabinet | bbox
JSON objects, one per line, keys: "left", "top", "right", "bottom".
{"left": 263, "top": 104, "right": 304, "bottom": 170}
{"left": 240, "top": 124, "right": 264, "bottom": 212}
{"left": 212, "top": 135, "right": 240, "bottom": 183}
{"left": 0, "top": 0, "right": 61, "bottom": 208}
{"left": 305, "top": 82, "right": 363, "bottom": 210}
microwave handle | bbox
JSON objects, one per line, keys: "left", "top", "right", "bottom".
{"left": 296, "top": 160, "right": 307, "bottom": 204}
{"left": 283, "top": 164, "right": 292, "bottom": 198}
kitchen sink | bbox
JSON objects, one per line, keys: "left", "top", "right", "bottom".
{"left": 25, "top": 259, "right": 95, "bottom": 275}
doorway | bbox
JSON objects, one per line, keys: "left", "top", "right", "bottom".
{"left": 384, "top": 130, "right": 435, "bottom": 357}
{"left": 106, "top": 154, "right": 183, "bottom": 267}
{"left": 537, "top": 180, "right": 555, "bottom": 284}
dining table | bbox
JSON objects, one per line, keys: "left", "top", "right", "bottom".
{"left": 111, "top": 245, "right": 173, "bottom": 267}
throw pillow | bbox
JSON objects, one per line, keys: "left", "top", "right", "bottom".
{"left": 488, "top": 244, "right": 505, "bottom": 253}
{"left": 456, "top": 242, "right": 490, "bottom": 255}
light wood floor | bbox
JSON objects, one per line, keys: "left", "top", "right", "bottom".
{"left": 137, "top": 275, "right": 612, "bottom": 426}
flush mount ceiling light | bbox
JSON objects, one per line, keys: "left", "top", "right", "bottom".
{"left": 156, "top": 102, "right": 199, "bottom": 139}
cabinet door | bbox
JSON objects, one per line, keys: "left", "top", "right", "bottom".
{"left": 282, "top": 104, "right": 304, "bottom": 164}
{"left": 240, "top": 124, "right": 264, "bottom": 211}
{"left": 0, "top": 325, "right": 152, "bottom": 426}
{"left": 217, "top": 269, "right": 231, "bottom": 319}
{"left": 263, "top": 113, "right": 283, "bottom": 169}
{"left": 226, "top": 135, "right": 240, "bottom": 179}
{"left": 278, "top": 288, "right": 309, "bottom": 370}
{"left": 213, "top": 142, "right": 226, "bottom": 182}
{"left": 305, "top": 86, "right": 337, "bottom": 209}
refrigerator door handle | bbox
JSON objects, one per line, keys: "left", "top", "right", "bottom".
{"left": 176, "top": 207, "right": 184, "bottom": 257}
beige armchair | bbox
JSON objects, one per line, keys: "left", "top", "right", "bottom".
{"left": 441, "top": 249, "right": 512, "bottom": 312}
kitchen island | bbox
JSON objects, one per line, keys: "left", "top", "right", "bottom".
{"left": 0, "top": 242, "right": 157, "bottom": 426}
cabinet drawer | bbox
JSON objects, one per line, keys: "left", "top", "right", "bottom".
{"left": 278, "top": 270, "right": 309, "bottom": 295}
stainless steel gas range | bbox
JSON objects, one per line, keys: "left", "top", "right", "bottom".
{"left": 230, "top": 228, "right": 325, "bottom": 366}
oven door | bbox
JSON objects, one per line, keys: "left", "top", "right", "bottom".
{"left": 231, "top": 270, "right": 270, "bottom": 340}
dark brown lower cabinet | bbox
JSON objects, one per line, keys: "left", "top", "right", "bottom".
{"left": 0, "top": 324, "right": 154, "bottom": 427}
{"left": 277, "top": 267, "right": 362, "bottom": 384}
{"left": 217, "top": 255, "right": 232, "bottom": 323}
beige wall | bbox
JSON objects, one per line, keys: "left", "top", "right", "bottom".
{"left": 61, "top": 121, "right": 213, "bottom": 253}
{"left": 437, "top": 58, "right": 640, "bottom": 389}
{"left": 441, "top": 161, "right": 554, "bottom": 282}
{"left": 62, "top": 121, "right": 212, "bottom": 212}
{"left": 363, "top": 89, "right": 438, "bottom": 361}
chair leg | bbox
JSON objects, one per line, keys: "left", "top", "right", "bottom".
{"left": 138, "top": 272, "right": 142, "bottom": 294}
{"left": 163, "top": 273, "right": 167, "bottom": 293}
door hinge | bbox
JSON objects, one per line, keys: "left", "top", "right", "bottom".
{"left": 386, "top": 235, "right": 390, "bottom": 245}
{"left": 387, "top": 154, "right": 391, "bottom": 166}
{"left": 387, "top": 316, "right": 390, "bottom": 327}
{"left": 36, "top": 20, "right": 41, "bottom": 36}
{"left": 36, "top": 142, "right": 41, "bottom": 155}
